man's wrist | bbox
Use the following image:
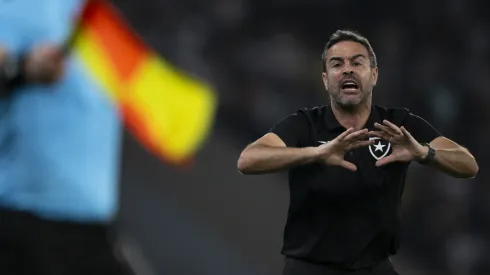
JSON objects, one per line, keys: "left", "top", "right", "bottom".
{"left": 414, "top": 144, "right": 429, "bottom": 162}
{"left": 417, "top": 143, "right": 436, "bottom": 165}
{"left": 306, "top": 146, "right": 323, "bottom": 162}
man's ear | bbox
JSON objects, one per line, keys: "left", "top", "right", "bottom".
{"left": 322, "top": 72, "right": 328, "bottom": 89}
{"left": 372, "top": 67, "right": 378, "bottom": 86}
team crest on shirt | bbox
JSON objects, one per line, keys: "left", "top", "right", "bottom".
{"left": 368, "top": 137, "right": 392, "bottom": 160}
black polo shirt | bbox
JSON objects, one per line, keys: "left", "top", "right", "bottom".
{"left": 269, "top": 105, "right": 441, "bottom": 270}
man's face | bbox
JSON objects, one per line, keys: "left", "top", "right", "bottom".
{"left": 322, "top": 41, "right": 378, "bottom": 108}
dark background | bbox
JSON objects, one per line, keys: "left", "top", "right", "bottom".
{"left": 113, "top": 0, "right": 489, "bottom": 274}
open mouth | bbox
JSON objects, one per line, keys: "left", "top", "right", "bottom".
{"left": 341, "top": 80, "right": 359, "bottom": 91}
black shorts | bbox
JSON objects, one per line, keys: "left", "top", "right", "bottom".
{"left": 282, "top": 257, "right": 399, "bottom": 275}
{"left": 0, "top": 208, "right": 133, "bottom": 275}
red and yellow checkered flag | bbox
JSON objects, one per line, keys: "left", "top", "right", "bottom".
{"left": 69, "top": 0, "right": 217, "bottom": 166}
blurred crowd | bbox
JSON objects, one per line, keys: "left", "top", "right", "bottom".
{"left": 117, "top": 0, "right": 489, "bottom": 274}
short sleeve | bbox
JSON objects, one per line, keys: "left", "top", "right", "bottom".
{"left": 269, "top": 112, "right": 309, "bottom": 148}
{"left": 403, "top": 113, "right": 442, "bottom": 144}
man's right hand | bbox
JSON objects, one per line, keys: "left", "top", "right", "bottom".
{"left": 25, "top": 44, "right": 64, "bottom": 84}
{"left": 315, "top": 128, "right": 374, "bottom": 171}
{"left": 237, "top": 128, "right": 374, "bottom": 175}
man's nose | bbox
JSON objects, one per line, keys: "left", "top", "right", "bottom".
{"left": 342, "top": 67, "right": 354, "bottom": 75}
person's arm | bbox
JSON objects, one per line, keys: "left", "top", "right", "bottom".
{"left": 238, "top": 112, "right": 374, "bottom": 174}
{"left": 407, "top": 113, "right": 478, "bottom": 178}
{"left": 415, "top": 136, "right": 478, "bottom": 179}
{"left": 237, "top": 112, "right": 316, "bottom": 174}
{"left": 237, "top": 133, "right": 320, "bottom": 175}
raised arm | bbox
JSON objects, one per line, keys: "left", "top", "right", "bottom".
{"left": 237, "top": 133, "right": 319, "bottom": 175}
{"left": 369, "top": 113, "right": 478, "bottom": 179}
{"left": 423, "top": 136, "right": 478, "bottom": 178}
{"left": 238, "top": 119, "right": 374, "bottom": 175}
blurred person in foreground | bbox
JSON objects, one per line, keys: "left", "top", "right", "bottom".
{"left": 0, "top": 1, "right": 132, "bottom": 275}
{"left": 237, "top": 30, "right": 479, "bottom": 275}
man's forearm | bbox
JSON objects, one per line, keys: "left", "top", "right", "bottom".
{"left": 429, "top": 147, "right": 478, "bottom": 178}
{"left": 237, "top": 144, "right": 319, "bottom": 175}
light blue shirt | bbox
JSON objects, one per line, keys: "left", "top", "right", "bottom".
{"left": 0, "top": 0, "right": 122, "bottom": 222}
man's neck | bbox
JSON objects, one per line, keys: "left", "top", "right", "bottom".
{"left": 331, "top": 100, "right": 372, "bottom": 130}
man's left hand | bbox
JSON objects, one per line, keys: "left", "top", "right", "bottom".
{"left": 369, "top": 120, "right": 428, "bottom": 166}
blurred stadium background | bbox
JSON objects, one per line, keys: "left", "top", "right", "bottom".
{"left": 98, "top": 0, "right": 489, "bottom": 274}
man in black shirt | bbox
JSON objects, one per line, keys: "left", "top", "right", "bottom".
{"left": 237, "top": 30, "right": 479, "bottom": 275}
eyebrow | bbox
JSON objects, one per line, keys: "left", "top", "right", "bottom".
{"left": 329, "top": 54, "right": 367, "bottom": 63}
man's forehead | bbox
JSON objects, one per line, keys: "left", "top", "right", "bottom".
{"left": 327, "top": 41, "right": 369, "bottom": 59}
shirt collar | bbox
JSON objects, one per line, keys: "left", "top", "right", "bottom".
{"left": 324, "top": 105, "right": 380, "bottom": 131}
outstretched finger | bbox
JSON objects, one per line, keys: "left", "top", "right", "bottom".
{"left": 337, "top": 127, "right": 355, "bottom": 140}
{"left": 400, "top": 126, "right": 415, "bottom": 140}
{"left": 339, "top": 160, "right": 357, "bottom": 171}
{"left": 369, "top": 131, "right": 390, "bottom": 141}
{"left": 374, "top": 123, "right": 397, "bottom": 136}
{"left": 344, "top": 128, "right": 369, "bottom": 141}
{"left": 383, "top": 120, "right": 402, "bottom": 135}
{"left": 350, "top": 140, "right": 375, "bottom": 150}
{"left": 375, "top": 154, "right": 397, "bottom": 167}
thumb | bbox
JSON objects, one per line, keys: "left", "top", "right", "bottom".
{"left": 375, "top": 154, "right": 397, "bottom": 167}
{"left": 339, "top": 160, "right": 357, "bottom": 172}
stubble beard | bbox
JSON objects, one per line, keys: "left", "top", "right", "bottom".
{"left": 329, "top": 88, "right": 371, "bottom": 113}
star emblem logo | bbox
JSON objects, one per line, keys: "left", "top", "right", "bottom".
{"left": 368, "top": 137, "right": 391, "bottom": 160}
{"left": 373, "top": 141, "right": 386, "bottom": 152}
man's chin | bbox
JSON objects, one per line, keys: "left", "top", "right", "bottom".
{"left": 336, "top": 98, "right": 363, "bottom": 108}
